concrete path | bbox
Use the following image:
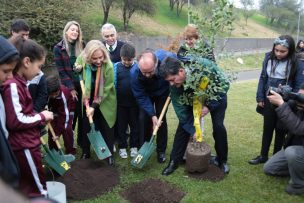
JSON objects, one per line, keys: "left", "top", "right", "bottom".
{"left": 235, "top": 69, "right": 261, "bottom": 82}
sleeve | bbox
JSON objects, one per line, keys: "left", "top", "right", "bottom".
{"left": 113, "top": 62, "right": 118, "bottom": 88}
{"left": 53, "top": 45, "right": 74, "bottom": 90}
{"left": 3, "top": 83, "right": 45, "bottom": 130}
{"left": 130, "top": 66, "right": 155, "bottom": 117}
{"left": 32, "top": 75, "right": 48, "bottom": 112}
{"left": 291, "top": 60, "right": 304, "bottom": 92}
{"left": 276, "top": 102, "right": 304, "bottom": 136}
{"left": 256, "top": 55, "right": 268, "bottom": 102}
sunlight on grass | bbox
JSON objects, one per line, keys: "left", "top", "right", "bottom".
{"left": 73, "top": 81, "right": 304, "bottom": 203}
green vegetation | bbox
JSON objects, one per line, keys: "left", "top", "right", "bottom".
{"left": 73, "top": 81, "right": 304, "bottom": 203}
{"left": 250, "top": 13, "right": 269, "bottom": 27}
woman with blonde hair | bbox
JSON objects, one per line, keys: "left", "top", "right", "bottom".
{"left": 76, "top": 40, "right": 117, "bottom": 164}
{"left": 53, "top": 21, "right": 85, "bottom": 154}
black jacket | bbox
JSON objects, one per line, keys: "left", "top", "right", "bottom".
{"left": 276, "top": 100, "right": 304, "bottom": 147}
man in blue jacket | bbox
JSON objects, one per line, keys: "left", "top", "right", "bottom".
{"left": 130, "top": 49, "right": 176, "bottom": 163}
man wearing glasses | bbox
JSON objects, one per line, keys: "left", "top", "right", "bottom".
{"left": 130, "top": 49, "right": 176, "bottom": 163}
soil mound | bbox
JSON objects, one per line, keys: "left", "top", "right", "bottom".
{"left": 55, "top": 159, "right": 119, "bottom": 200}
{"left": 121, "top": 178, "right": 185, "bottom": 203}
{"left": 186, "top": 164, "right": 225, "bottom": 181}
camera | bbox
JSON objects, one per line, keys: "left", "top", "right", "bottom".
{"left": 268, "top": 85, "right": 304, "bottom": 103}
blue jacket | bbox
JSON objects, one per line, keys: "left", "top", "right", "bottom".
{"left": 130, "top": 49, "right": 177, "bottom": 117}
{"left": 256, "top": 53, "right": 304, "bottom": 102}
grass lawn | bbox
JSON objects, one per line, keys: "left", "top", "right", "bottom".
{"left": 73, "top": 81, "right": 304, "bottom": 203}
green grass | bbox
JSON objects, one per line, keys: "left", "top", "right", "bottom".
{"left": 217, "top": 53, "right": 265, "bottom": 72}
{"left": 71, "top": 81, "right": 304, "bottom": 203}
{"left": 250, "top": 13, "right": 269, "bottom": 27}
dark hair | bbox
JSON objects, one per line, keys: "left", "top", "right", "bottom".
{"left": 296, "top": 40, "right": 304, "bottom": 51}
{"left": 10, "top": 36, "right": 46, "bottom": 73}
{"left": 159, "top": 57, "right": 182, "bottom": 78}
{"left": 270, "top": 35, "right": 297, "bottom": 81}
{"left": 120, "top": 43, "right": 135, "bottom": 58}
{"left": 10, "top": 19, "right": 30, "bottom": 33}
{"left": 46, "top": 75, "right": 61, "bottom": 94}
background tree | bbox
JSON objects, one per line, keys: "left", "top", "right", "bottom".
{"left": 175, "top": 0, "right": 187, "bottom": 16}
{"left": 240, "top": 0, "right": 254, "bottom": 25}
{"left": 119, "top": 0, "right": 156, "bottom": 31}
{"left": 101, "top": 0, "right": 115, "bottom": 25}
{"left": 169, "top": 0, "right": 176, "bottom": 11}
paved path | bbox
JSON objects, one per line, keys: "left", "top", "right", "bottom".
{"left": 236, "top": 69, "right": 261, "bottom": 82}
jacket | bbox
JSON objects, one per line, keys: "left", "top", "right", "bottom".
{"left": 2, "top": 74, "right": 46, "bottom": 150}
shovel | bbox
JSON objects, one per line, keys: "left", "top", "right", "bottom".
{"left": 47, "top": 123, "right": 75, "bottom": 163}
{"left": 40, "top": 137, "right": 70, "bottom": 176}
{"left": 79, "top": 75, "right": 112, "bottom": 160}
{"left": 131, "top": 96, "right": 171, "bottom": 169}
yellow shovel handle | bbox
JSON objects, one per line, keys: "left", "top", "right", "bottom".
{"left": 80, "top": 78, "right": 94, "bottom": 124}
{"left": 152, "top": 96, "right": 171, "bottom": 135}
{"left": 47, "top": 123, "right": 62, "bottom": 150}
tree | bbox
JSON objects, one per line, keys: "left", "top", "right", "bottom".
{"left": 176, "top": 0, "right": 187, "bottom": 16}
{"left": 101, "top": 0, "right": 115, "bottom": 25}
{"left": 119, "top": 0, "right": 156, "bottom": 31}
{"left": 169, "top": 0, "right": 176, "bottom": 11}
{"left": 240, "top": 0, "right": 254, "bottom": 25}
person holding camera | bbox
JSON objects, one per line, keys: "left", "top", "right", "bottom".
{"left": 263, "top": 85, "right": 304, "bottom": 195}
{"left": 249, "top": 35, "right": 304, "bottom": 165}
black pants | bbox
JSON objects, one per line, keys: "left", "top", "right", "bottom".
{"left": 73, "top": 82, "right": 83, "bottom": 147}
{"left": 260, "top": 99, "right": 286, "bottom": 157}
{"left": 139, "top": 96, "right": 168, "bottom": 153}
{"left": 80, "top": 107, "right": 114, "bottom": 155}
{"left": 170, "top": 123, "right": 191, "bottom": 162}
{"left": 116, "top": 106, "right": 139, "bottom": 149}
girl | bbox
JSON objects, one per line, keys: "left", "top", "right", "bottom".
{"left": 2, "top": 37, "right": 53, "bottom": 197}
{"left": 249, "top": 35, "right": 304, "bottom": 165}
{"left": 54, "top": 21, "right": 84, "bottom": 151}
{"left": 76, "top": 40, "right": 117, "bottom": 164}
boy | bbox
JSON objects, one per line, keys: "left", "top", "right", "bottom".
{"left": 10, "top": 19, "right": 30, "bottom": 40}
{"left": 114, "top": 43, "right": 139, "bottom": 158}
{"left": 46, "top": 75, "right": 76, "bottom": 155}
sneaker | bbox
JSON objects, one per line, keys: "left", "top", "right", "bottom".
{"left": 285, "top": 184, "right": 304, "bottom": 195}
{"left": 130, "top": 147, "right": 138, "bottom": 158}
{"left": 119, "top": 148, "right": 128, "bottom": 159}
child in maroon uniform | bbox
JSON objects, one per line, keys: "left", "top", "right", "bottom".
{"left": 2, "top": 37, "right": 53, "bottom": 198}
{"left": 46, "top": 75, "right": 76, "bottom": 155}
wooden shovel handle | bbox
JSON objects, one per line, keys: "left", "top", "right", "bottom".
{"left": 79, "top": 78, "right": 94, "bottom": 124}
{"left": 47, "top": 123, "right": 62, "bottom": 150}
{"left": 152, "top": 96, "right": 171, "bottom": 135}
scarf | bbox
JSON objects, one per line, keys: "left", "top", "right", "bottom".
{"left": 84, "top": 64, "right": 104, "bottom": 104}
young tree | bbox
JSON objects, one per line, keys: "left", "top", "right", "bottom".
{"left": 176, "top": 0, "right": 187, "bottom": 16}
{"left": 240, "top": 0, "right": 254, "bottom": 25}
{"left": 101, "top": 0, "right": 115, "bottom": 25}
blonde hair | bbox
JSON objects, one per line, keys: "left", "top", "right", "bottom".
{"left": 83, "top": 40, "right": 111, "bottom": 65}
{"left": 63, "top": 21, "right": 83, "bottom": 56}
{"left": 183, "top": 24, "right": 199, "bottom": 39}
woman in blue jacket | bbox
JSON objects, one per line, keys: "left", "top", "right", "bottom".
{"left": 249, "top": 35, "right": 304, "bottom": 165}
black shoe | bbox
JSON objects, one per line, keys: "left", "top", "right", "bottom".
{"left": 107, "top": 156, "right": 115, "bottom": 166}
{"left": 162, "top": 160, "right": 178, "bottom": 176}
{"left": 248, "top": 155, "right": 268, "bottom": 165}
{"left": 81, "top": 153, "right": 91, "bottom": 159}
{"left": 157, "top": 152, "right": 166, "bottom": 163}
{"left": 209, "top": 155, "right": 219, "bottom": 167}
{"left": 221, "top": 162, "right": 230, "bottom": 174}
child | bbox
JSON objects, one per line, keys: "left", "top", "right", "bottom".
{"left": 114, "top": 43, "right": 139, "bottom": 158}
{"left": 2, "top": 37, "right": 53, "bottom": 197}
{"left": 0, "top": 36, "right": 20, "bottom": 188}
{"left": 46, "top": 75, "right": 76, "bottom": 155}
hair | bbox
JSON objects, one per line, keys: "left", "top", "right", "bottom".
{"left": 120, "top": 43, "right": 135, "bottom": 58}
{"left": 63, "top": 21, "right": 83, "bottom": 56}
{"left": 159, "top": 56, "right": 182, "bottom": 78}
{"left": 10, "top": 19, "right": 30, "bottom": 33}
{"left": 0, "top": 55, "right": 19, "bottom": 66}
{"left": 183, "top": 24, "right": 199, "bottom": 40}
{"left": 296, "top": 40, "right": 304, "bottom": 51}
{"left": 100, "top": 23, "right": 117, "bottom": 34}
{"left": 10, "top": 36, "right": 46, "bottom": 73}
{"left": 137, "top": 49, "right": 157, "bottom": 64}
{"left": 46, "top": 75, "right": 61, "bottom": 94}
{"left": 82, "top": 40, "right": 111, "bottom": 65}
{"left": 270, "top": 35, "right": 297, "bottom": 81}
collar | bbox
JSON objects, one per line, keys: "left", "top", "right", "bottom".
{"left": 105, "top": 41, "right": 117, "bottom": 51}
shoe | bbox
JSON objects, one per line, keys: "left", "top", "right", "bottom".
{"left": 107, "top": 156, "right": 115, "bottom": 166}
{"left": 119, "top": 149, "right": 128, "bottom": 159}
{"left": 162, "top": 160, "right": 179, "bottom": 176}
{"left": 210, "top": 155, "right": 219, "bottom": 167}
{"left": 157, "top": 152, "right": 166, "bottom": 163}
{"left": 285, "top": 184, "right": 304, "bottom": 195}
{"left": 221, "top": 162, "right": 230, "bottom": 174}
{"left": 248, "top": 155, "right": 268, "bottom": 165}
{"left": 81, "top": 153, "right": 90, "bottom": 159}
{"left": 130, "top": 147, "right": 138, "bottom": 158}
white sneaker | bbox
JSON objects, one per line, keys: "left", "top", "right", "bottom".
{"left": 119, "top": 149, "right": 128, "bottom": 159}
{"left": 130, "top": 147, "right": 138, "bottom": 158}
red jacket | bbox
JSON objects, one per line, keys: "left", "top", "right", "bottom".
{"left": 2, "top": 75, "right": 46, "bottom": 150}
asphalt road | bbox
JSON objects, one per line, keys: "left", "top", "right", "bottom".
{"left": 236, "top": 69, "right": 261, "bottom": 82}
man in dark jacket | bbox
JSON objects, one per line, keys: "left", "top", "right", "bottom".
{"left": 264, "top": 86, "right": 304, "bottom": 196}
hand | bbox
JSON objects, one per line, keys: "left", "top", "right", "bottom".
{"left": 267, "top": 90, "right": 284, "bottom": 106}
{"left": 258, "top": 101, "right": 264, "bottom": 108}
{"left": 74, "top": 63, "right": 83, "bottom": 73}
{"left": 192, "top": 133, "right": 197, "bottom": 142}
{"left": 200, "top": 106, "right": 210, "bottom": 117}
{"left": 152, "top": 116, "right": 161, "bottom": 129}
{"left": 86, "top": 107, "right": 95, "bottom": 118}
{"left": 41, "top": 110, "right": 53, "bottom": 121}
{"left": 52, "top": 135, "right": 59, "bottom": 141}
{"left": 71, "top": 90, "right": 78, "bottom": 101}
